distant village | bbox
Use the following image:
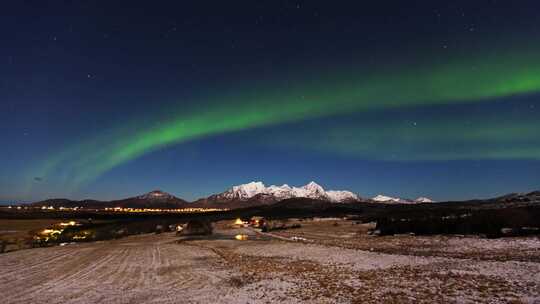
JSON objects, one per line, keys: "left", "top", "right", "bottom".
{"left": 3, "top": 205, "right": 228, "bottom": 213}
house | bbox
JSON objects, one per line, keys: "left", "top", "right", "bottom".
{"left": 250, "top": 216, "right": 266, "bottom": 228}
{"left": 233, "top": 218, "right": 249, "bottom": 227}
{"left": 180, "top": 220, "right": 213, "bottom": 236}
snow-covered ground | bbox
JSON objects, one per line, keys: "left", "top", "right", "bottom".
{"left": 0, "top": 225, "right": 539, "bottom": 303}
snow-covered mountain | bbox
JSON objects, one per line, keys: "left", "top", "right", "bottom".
{"left": 371, "top": 194, "right": 434, "bottom": 204}
{"left": 326, "top": 190, "right": 360, "bottom": 202}
{"left": 414, "top": 197, "right": 435, "bottom": 203}
{"left": 372, "top": 194, "right": 402, "bottom": 203}
{"left": 203, "top": 181, "right": 359, "bottom": 204}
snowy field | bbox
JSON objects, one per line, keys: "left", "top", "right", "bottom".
{"left": 1, "top": 222, "right": 539, "bottom": 303}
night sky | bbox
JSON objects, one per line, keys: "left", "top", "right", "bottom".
{"left": 2, "top": 1, "right": 540, "bottom": 202}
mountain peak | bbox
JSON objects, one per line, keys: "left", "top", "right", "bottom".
{"left": 303, "top": 181, "right": 324, "bottom": 191}
{"left": 229, "top": 181, "right": 267, "bottom": 199}
{"left": 415, "top": 197, "right": 434, "bottom": 203}
{"left": 372, "top": 194, "right": 401, "bottom": 202}
{"left": 326, "top": 190, "right": 359, "bottom": 202}
{"left": 137, "top": 190, "right": 176, "bottom": 200}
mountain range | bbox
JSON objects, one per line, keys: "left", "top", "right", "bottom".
{"left": 190, "top": 181, "right": 361, "bottom": 209}
{"left": 25, "top": 181, "right": 439, "bottom": 209}
{"left": 30, "top": 190, "right": 188, "bottom": 209}
{"left": 371, "top": 194, "right": 434, "bottom": 204}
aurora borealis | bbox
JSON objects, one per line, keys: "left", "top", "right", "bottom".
{"left": 2, "top": 1, "right": 540, "bottom": 202}
{"left": 36, "top": 47, "right": 540, "bottom": 187}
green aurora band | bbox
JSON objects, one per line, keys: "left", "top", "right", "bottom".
{"left": 36, "top": 47, "right": 540, "bottom": 189}
{"left": 262, "top": 117, "right": 540, "bottom": 161}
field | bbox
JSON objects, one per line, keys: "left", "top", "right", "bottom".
{"left": 0, "top": 219, "right": 62, "bottom": 238}
{"left": 1, "top": 219, "right": 539, "bottom": 303}
{"left": 0, "top": 219, "right": 63, "bottom": 252}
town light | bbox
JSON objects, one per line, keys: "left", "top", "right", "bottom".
{"left": 235, "top": 234, "right": 248, "bottom": 241}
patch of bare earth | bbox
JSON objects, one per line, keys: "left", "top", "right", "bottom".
{"left": 189, "top": 238, "right": 540, "bottom": 303}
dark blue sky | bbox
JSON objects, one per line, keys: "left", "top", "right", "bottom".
{"left": 1, "top": 1, "right": 540, "bottom": 202}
